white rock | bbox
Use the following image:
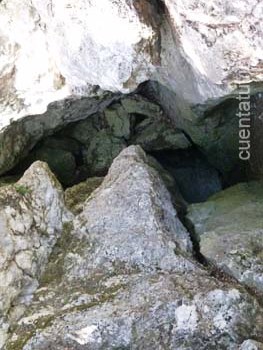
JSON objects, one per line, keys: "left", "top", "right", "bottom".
{"left": 0, "top": 161, "right": 70, "bottom": 343}
{"left": 0, "top": 0, "right": 156, "bottom": 127}
{"left": 160, "top": 0, "right": 263, "bottom": 104}
{"left": 1, "top": 0, "right": 262, "bottom": 128}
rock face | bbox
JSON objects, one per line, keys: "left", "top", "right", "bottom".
{"left": 10, "top": 96, "right": 190, "bottom": 182}
{"left": 71, "top": 145, "right": 193, "bottom": 274}
{"left": 1, "top": 0, "right": 263, "bottom": 177}
{"left": 187, "top": 181, "right": 263, "bottom": 294}
{"left": 0, "top": 0, "right": 158, "bottom": 126}
{"left": 0, "top": 93, "right": 118, "bottom": 176}
{"left": 240, "top": 340, "right": 263, "bottom": 350}
{"left": 5, "top": 147, "right": 263, "bottom": 350}
{"left": 1, "top": 0, "right": 262, "bottom": 120}
{"left": 160, "top": 0, "right": 263, "bottom": 105}
{"left": 68, "top": 95, "right": 190, "bottom": 177}
{"left": 1, "top": 1, "right": 263, "bottom": 348}
{"left": 0, "top": 161, "right": 70, "bottom": 348}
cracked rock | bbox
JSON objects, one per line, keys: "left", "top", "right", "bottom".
{"left": 5, "top": 147, "right": 263, "bottom": 350}
{"left": 0, "top": 161, "right": 70, "bottom": 348}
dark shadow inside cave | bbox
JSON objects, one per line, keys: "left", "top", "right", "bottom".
{"left": 6, "top": 131, "right": 225, "bottom": 205}
{"left": 2, "top": 90, "right": 262, "bottom": 207}
{"left": 150, "top": 148, "right": 223, "bottom": 203}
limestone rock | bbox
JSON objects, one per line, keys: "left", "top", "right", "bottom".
{"left": 0, "top": 93, "right": 118, "bottom": 176}
{"left": 71, "top": 145, "right": 193, "bottom": 277}
{"left": 160, "top": 0, "right": 263, "bottom": 105}
{"left": 240, "top": 340, "right": 263, "bottom": 350}
{"left": 1, "top": 0, "right": 262, "bottom": 177}
{"left": 187, "top": 181, "right": 263, "bottom": 294}
{"left": 131, "top": 117, "right": 190, "bottom": 151}
{"left": 0, "top": 161, "right": 70, "bottom": 347}
{"left": 0, "top": 0, "right": 157, "bottom": 126}
{"left": 82, "top": 130, "right": 127, "bottom": 176}
{"left": 1, "top": 0, "right": 262, "bottom": 123}
{"left": 7, "top": 273, "right": 263, "bottom": 350}
{"left": 5, "top": 147, "right": 263, "bottom": 350}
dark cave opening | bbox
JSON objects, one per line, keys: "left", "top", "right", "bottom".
{"left": 2, "top": 92, "right": 255, "bottom": 202}
{"left": 1, "top": 92, "right": 261, "bottom": 270}
{"left": 150, "top": 147, "right": 223, "bottom": 204}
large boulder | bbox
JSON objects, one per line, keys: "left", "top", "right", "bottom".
{"left": 8, "top": 273, "right": 263, "bottom": 350}
{"left": 187, "top": 181, "right": 263, "bottom": 294}
{"left": 0, "top": 161, "right": 70, "bottom": 347}
{"left": 5, "top": 147, "right": 263, "bottom": 350}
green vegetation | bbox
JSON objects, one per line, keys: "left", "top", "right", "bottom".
{"left": 14, "top": 184, "right": 32, "bottom": 196}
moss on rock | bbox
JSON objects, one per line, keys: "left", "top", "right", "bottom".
{"left": 65, "top": 177, "right": 103, "bottom": 214}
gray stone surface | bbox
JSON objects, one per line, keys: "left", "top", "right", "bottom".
{"left": 0, "top": 161, "right": 71, "bottom": 348}
{"left": 240, "top": 340, "right": 263, "bottom": 350}
{"left": 1, "top": 0, "right": 262, "bottom": 177}
{"left": 187, "top": 181, "right": 263, "bottom": 294}
{"left": 4, "top": 147, "right": 263, "bottom": 350}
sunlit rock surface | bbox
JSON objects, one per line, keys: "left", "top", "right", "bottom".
{"left": 0, "top": 0, "right": 263, "bottom": 175}
{"left": 0, "top": 161, "right": 70, "bottom": 348}
{"left": 1, "top": 0, "right": 262, "bottom": 125}
{"left": 187, "top": 181, "right": 263, "bottom": 294}
{"left": 5, "top": 147, "right": 263, "bottom": 350}
{"left": 0, "top": 0, "right": 157, "bottom": 127}
{"left": 160, "top": 0, "right": 263, "bottom": 105}
{"left": 1, "top": 1, "right": 263, "bottom": 348}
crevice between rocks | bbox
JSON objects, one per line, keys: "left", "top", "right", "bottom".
{"left": 1, "top": 88, "right": 262, "bottom": 306}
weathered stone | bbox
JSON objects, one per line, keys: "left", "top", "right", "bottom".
{"left": 160, "top": 0, "right": 263, "bottom": 106}
{"left": 1, "top": 0, "right": 262, "bottom": 178}
{"left": 121, "top": 96, "right": 162, "bottom": 118}
{"left": 67, "top": 96, "right": 190, "bottom": 177}
{"left": 0, "top": 161, "right": 70, "bottom": 348}
{"left": 187, "top": 181, "right": 263, "bottom": 294}
{"left": 131, "top": 117, "right": 190, "bottom": 151}
{"left": 0, "top": 94, "right": 118, "bottom": 175}
{"left": 240, "top": 340, "right": 263, "bottom": 350}
{"left": 72, "top": 145, "right": 193, "bottom": 278}
{"left": 104, "top": 104, "right": 131, "bottom": 139}
{"left": 1, "top": 0, "right": 262, "bottom": 125}
{"left": 0, "top": 0, "right": 157, "bottom": 127}
{"left": 5, "top": 147, "right": 263, "bottom": 350}
{"left": 6, "top": 272, "right": 263, "bottom": 350}
{"left": 82, "top": 130, "right": 126, "bottom": 176}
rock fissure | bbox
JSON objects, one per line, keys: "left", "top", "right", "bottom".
{"left": 1, "top": 1, "right": 263, "bottom": 348}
